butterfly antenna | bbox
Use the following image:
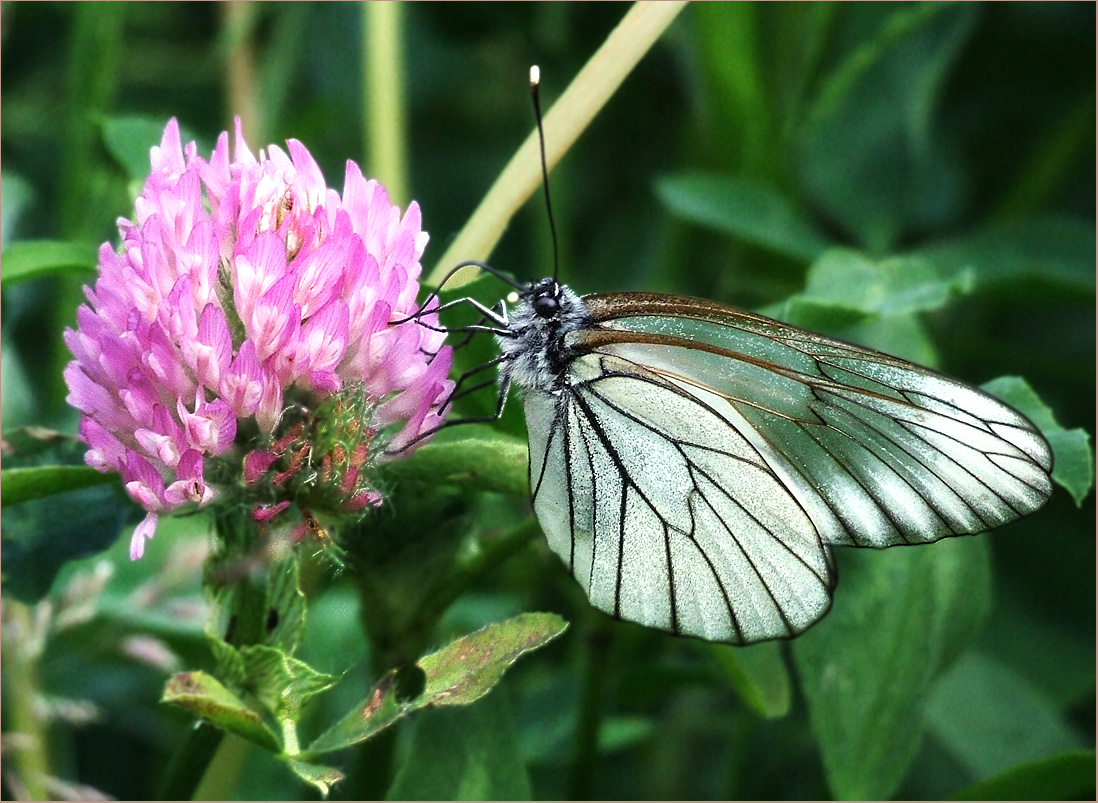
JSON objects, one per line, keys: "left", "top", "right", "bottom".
{"left": 530, "top": 65, "right": 560, "bottom": 282}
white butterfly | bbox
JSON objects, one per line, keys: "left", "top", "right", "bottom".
{"left": 430, "top": 271, "right": 1051, "bottom": 644}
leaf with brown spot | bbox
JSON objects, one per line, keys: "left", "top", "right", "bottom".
{"left": 302, "top": 613, "right": 569, "bottom": 758}
{"left": 417, "top": 612, "right": 568, "bottom": 708}
{"left": 162, "top": 671, "right": 280, "bottom": 752}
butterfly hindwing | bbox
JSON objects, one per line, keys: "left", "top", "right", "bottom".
{"left": 524, "top": 352, "right": 835, "bottom": 644}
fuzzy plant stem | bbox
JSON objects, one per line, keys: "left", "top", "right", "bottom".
{"left": 156, "top": 512, "right": 274, "bottom": 800}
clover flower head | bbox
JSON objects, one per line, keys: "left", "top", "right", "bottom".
{"left": 65, "top": 118, "right": 453, "bottom": 560}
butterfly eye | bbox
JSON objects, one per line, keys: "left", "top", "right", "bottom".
{"left": 533, "top": 294, "right": 559, "bottom": 319}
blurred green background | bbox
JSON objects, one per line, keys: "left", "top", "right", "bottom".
{"left": 2, "top": 2, "right": 1093, "bottom": 800}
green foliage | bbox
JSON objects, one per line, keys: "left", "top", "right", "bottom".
{"left": 951, "top": 750, "right": 1096, "bottom": 801}
{"left": 795, "top": 249, "right": 976, "bottom": 320}
{"left": 984, "top": 375, "right": 1094, "bottom": 506}
{"left": 162, "top": 671, "right": 283, "bottom": 752}
{"left": 380, "top": 434, "right": 530, "bottom": 497}
{"left": 387, "top": 693, "right": 533, "bottom": 800}
{"left": 101, "top": 116, "right": 203, "bottom": 184}
{"left": 0, "top": 240, "right": 98, "bottom": 289}
{"left": 163, "top": 520, "right": 564, "bottom": 795}
{"left": 926, "top": 651, "right": 1086, "bottom": 780}
{"left": 656, "top": 174, "right": 832, "bottom": 261}
{"left": 1, "top": 3, "right": 1092, "bottom": 801}
{"left": 794, "top": 3, "right": 977, "bottom": 253}
{"left": 307, "top": 613, "right": 566, "bottom": 757}
{"left": 1, "top": 428, "right": 133, "bottom": 600}
{"left": 1, "top": 464, "right": 117, "bottom": 506}
{"left": 916, "top": 216, "right": 1096, "bottom": 299}
{"left": 793, "top": 537, "right": 992, "bottom": 800}
{"left": 707, "top": 641, "right": 791, "bottom": 720}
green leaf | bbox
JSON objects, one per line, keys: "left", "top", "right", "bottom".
{"left": 266, "top": 557, "right": 306, "bottom": 654}
{"left": 982, "top": 376, "right": 1094, "bottom": 505}
{"left": 655, "top": 173, "right": 832, "bottom": 261}
{"left": 281, "top": 656, "right": 342, "bottom": 714}
{"left": 917, "top": 216, "right": 1096, "bottom": 300}
{"left": 1, "top": 172, "right": 35, "bottom": 248}
{"left": 599, "top": 715, "right": 656, "bottom": 754}
{"left": 239, "top": 645, "right": 293, "bottom": 717}
{"left": 386, "top": 692, "right": 531, "bottom": 801}
{"left": 951, "top": 750, "right": 1096, "bottom": 801}
{"left": 692, "top": 3, "right": 775, "bottom": 176}
{"left": 392, "top": 663, "right": 427, "bottom": 703}
{"left": 286, "top": 757, "right": 344, "bottom": 798}
{"left": 305, "top": 669, "right": 408, "bottom": 755}
{"left": 239, "top": 645, "right": 340, "bottom": 719}
{"left": 994, "top": 93, "right": 1096, "bottom": 220}
{"left": 792, "top": 536, "right": 991, "bottom": 800}
{"left": 777, "top": 249, "right": 969, "bottom": 365}
{"left": 99, "top": 115, "right": 192, "bottom": 183}
{"left": 305, "top": 613, "right": 568, "bottom": 757}
{"left": 799, "top": 248, "right": 975, "bottom": 317}
{"left": 0, "top": 240, "right": 98, "bottom": 288}
{"left": 208, "top": 637, "right": 248, "bottom": 692}
{"left": 1, "top": 465, "right": 119, "bottom": 507}
{"left": 1, "top": 482, "right": 131, "bottom": 602}
{"left": 796, "top": 4, "right": 977, "bottom": 251}
{"left": 708, "top": 641, "right": 791, "bottom": 719}
{"left": 381, "top": 435, "right": 529, "bottom": 497}
{"left": 975, "top": 603, "right": 1096, "bottom": 712}
{"left": 925, "top": 651, "right": 1084, "bottom": 780}
{"left": 162, "top": 671, "right": 281, "bottom": 752}
{"left": 763, "top": 3, "right": 841, "bottom": 136}
{"left": 417, "top": 612, "right": 568, "bottom": 708}
{"left": 833, "top": 312, "right": 941, "bottom": 368}
{"left": 779, "top": 296, "right": 869, "bottom": 332}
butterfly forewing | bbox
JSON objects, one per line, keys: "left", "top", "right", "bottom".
{"left": 573, "top": 293, "right": 1053, "bottom": 551}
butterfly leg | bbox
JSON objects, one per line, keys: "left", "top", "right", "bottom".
{"left": 383, "top": 374, "right": 514, "bottom": 455}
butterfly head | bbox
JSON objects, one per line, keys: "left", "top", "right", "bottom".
{"left": 498, "top": 278, "right": 591, "bottom": 391}
{"left": 517, "top": 278, "right": 589, "bottom": 331}
{"left": 528, "top": 277, "right": 564, "bottom": 320}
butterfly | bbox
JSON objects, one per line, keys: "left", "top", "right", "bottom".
{"left": 398, "top": 68, "right": 1054, "bottom": 644}
{"left": 405, "top": 266, "right": 1053, "bottom": 645}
